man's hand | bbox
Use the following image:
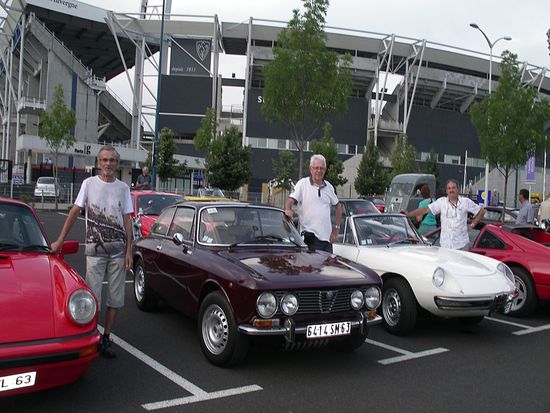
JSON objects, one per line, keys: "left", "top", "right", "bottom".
{"left": 284, "top": 209, "right": 294, "bottom": 220}
{"left": 51, "top": 239, "right": 63, "bottom": 255}
{"left": 330, "top": 227, "right": 339, "bottom": 243}
{"left": 125, "top": 251, "right": 133, "bottom": 272}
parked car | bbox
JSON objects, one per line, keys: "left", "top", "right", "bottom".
{"left": 186, "top": 187, "right": 234, "bottom": 202}
{"left": 425, "top": 223, "right": 550, "bottom": 317}
{"left": 34, "top": 176, "right": 63, "bottom": 201}
{"left": 332, "top": 213, "right": 517, "bottom": 335}
{"left": 362, "top": 196, "right": 385, "bottom": 213}
{"left": 0, "top": 197, "right": 99, "bottom": 397}
{"left": 132, "top": 202, "right": 382, "bottom": 366}
{"left": 130, "top": 190, "right": 186, "bottom": 238}
{"left": 482, "top": 206, "right": 520, "bottom": 224}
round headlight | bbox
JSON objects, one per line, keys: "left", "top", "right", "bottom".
{"left": 364, "top": 287, "right": 381, "bottom": 309}
{"left": 68, "top": 290, "right": 97, "bottom": 325}
{"left": 280, "top": 294, "right": 298, "bottom": 316}
{"left": 256, "top": 292, "right": 277, "bottom": 318}
{"left": 350, "top": 290, "right": 364, "bottom": 310}
{"left": 433, "top": 267, "right": 446, "bottom": 288}
{"left": 497, "top": 262, "right": 515, "bottom": 283}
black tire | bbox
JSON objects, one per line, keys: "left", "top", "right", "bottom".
{"left": 381, "top": 277, "right": 418, "bottom": 335}
{"left": 133, "top": 259, "right": 158, "bottom": 311}
{"left": 508, "top": 266, "right": 537, "bottom": 317}
{"left": 198, "top": 291, "right": 249, "bottom": 367}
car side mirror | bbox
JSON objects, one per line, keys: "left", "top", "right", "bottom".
{"left": 60, "top": 240, "right": 79, "bottom": 257}
{"left": 173, "top": 232, "right": 184, "bottom": 246}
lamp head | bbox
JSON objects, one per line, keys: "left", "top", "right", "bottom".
{"left": 470, "top": 23, "right": 479, "bottom": 29}
{"left": 504, "top": 36, "right": 512, "bottom": 41}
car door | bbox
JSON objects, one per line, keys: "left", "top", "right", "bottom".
{"left": 332, "top": 217, "right": 360, "bottom": 262}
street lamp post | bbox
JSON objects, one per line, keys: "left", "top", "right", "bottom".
{"left": 470, "top": 23, "right": 511, "bottom": 206}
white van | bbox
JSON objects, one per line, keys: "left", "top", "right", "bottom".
{"left": 384, "top": 174, "right": 436, "bottom": 213}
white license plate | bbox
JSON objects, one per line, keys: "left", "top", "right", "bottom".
{"left": 306, "top": 322, "right": 351, "bottom": 339}
{"left": 0, "top": 371, "right": 36, "bottom": 392}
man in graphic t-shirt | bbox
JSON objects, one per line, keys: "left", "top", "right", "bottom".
{"left": 52, "top": 145, "right": 133, "bottom": 358}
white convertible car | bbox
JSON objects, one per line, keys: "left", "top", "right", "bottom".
{"left": 333, "top": 214, "right": 517, "bottom": 335}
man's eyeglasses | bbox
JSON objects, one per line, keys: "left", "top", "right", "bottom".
{"left": 311, "top": 166, "right": 326, "bottom": 171}
{"left": 99, "top": 158, "right": 118, "bottom": 163}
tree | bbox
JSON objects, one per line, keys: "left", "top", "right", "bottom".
{"left": 262, "top": 0, "right": 352, "bottom": 178}
{"left": 355, "top": 138, "right": 389, "bottom": 196}
{"left": 309, "top": 123, "right": 347, "bottom": 187}
{"left": 390, "top": 134, "right": 417, "bottom": 178}
{"left": 208, "top": 127, "right": 252, "bottom": 191}
{"left": 470, "top": 50, "right": 550, "bottom": 210}
{"left": 272, "top": 150, "right": 296, "bottom": 200}
{"left": 157, "top": 127, "right": 185, "bottom": 189}
{"left": 39, "top": 84, "right": 76, "bottom": 210}
{"left": 424, "top": 149, "right": 440, "bottom": 194}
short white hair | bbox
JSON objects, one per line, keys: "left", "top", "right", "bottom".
{"left": 310, "top": 154, "right": 326, "bottom": 167}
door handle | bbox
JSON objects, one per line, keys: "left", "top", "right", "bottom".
{"left": 156, "top": 244, "right": 162, "bottom": 251}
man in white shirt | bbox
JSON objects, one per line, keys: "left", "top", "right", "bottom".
{"left": 284, "top": 154, "right": 342, "bottom": 253}
{"left": 405, "top": 179, "right": 485, "bottom": 250}
{"left": 539, "top": 196, "right": 550, "bottom": 222}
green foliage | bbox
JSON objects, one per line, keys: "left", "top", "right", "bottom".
{"left": 207, "top": 126, "right": 252, "bottom": 191}
{"left": 390, "top": 134, "right": 417, "bottom": 178}
{"left": 424, "top": 149, "right": 440, "bottom": 192}
{"left": 309, "top": 123, "right": 347, "bottom": 187}
{"left": 195, "top": 109, "right": 251, "bottom": 191}
{"left": 355, "top": 138, "right": 389, "bottom": 195}
{"left": 39, "top": 84, "right": 76, "bottom": 209}
{"left": 470, "top": 50, "right": 550, "bottom": 205}
{"left": 262, "top": 0, "right": 352, "bottom": 177}
{"left": 272, "top": 150, "right": 296, "bottom": 191}
{"left": 157, "top": 127, "right": 185, "bottom": 185}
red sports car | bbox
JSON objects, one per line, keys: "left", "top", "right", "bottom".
{"left": 130, "top": 190, "right": 186, "bottom": 238}
{"left": 0, "top": 198, "right": 99, "bottom": 397}
{"left": 425, "top": 223, "right": 550, "bottom": 317}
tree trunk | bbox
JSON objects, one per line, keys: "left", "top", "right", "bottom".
{"left": 54, "top": 151, "right": 59, "bottom": 211}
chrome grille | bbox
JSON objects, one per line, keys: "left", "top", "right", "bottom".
{"left": 274, "top": 288, "right": 363, "bottom": 315}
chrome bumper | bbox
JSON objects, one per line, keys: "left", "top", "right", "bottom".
{"left": 238, "top": 312, "right": 382, "bottom": 343}
{"left": 434, "top": 293, "right": 515, "bottom": 314}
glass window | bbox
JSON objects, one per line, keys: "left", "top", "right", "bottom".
{"left": 150, "top": 208, "right": 176, "bottom": 237}
{"left": 337, "top": 143, "right": 347, "bottom": 154}
{"left": 476, "top": 231, "right": 506, "bottom": 249}
{"left": 277, "top": 139, "right": 287, "bottom": 149}
{"left": 168, "top": 207, "right": 195, "bottom": 241}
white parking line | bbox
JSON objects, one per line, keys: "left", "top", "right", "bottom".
{"left": 97, "top": 326, "right": 262, "bottom": 410}
{"left": 484, "top": 316, "right": 531, "bottom": 329}
{"left": 485, "top": 316, "right": 550, "bottom": 335}
{"left": 365, "top": 338, "right": 449, "bottom": 365}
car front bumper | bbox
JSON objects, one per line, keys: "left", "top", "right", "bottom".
{"left": 238, "top": 310, "right": 382, "bottom": 343}
{"left": 434, "top": 292, "right": 516, "bottom": 314}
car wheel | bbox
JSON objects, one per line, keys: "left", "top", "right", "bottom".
{"left": 508, "top": 266, "right": 537, "bottom": 317}
{"left": 381, "top": 278, "right": 417, "bottom": 335}
{"left": 133, "top": 259, "right": 158, "bottom": 311}
{"left": 198, "top": 291, "right": 249, "bottom": 367}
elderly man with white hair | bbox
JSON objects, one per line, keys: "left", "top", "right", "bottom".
{"left": 284, "top": 154, "right": 342, "bottom": 253}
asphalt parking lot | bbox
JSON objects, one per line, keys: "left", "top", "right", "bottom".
{"left": 3, "top": 210, "right": 550, "bottom": 412}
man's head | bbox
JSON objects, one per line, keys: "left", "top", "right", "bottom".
{"left": 97, "top": 145, "right": 120, "bottom": 181}
{"left": 519, "top": 188, "right": 529, "bottom": 203}
{"left": 445, "top": 179, "right": 459, "bottom": 201}
{"left": 142, "top": 166, "right": 149, "bottom": 175}
{"left": 309, "top": 154, "right": 326, "bottom": 184}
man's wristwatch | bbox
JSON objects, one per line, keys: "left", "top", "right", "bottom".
{"left": 334, "top": 225, "right": 340, "bottom": 229}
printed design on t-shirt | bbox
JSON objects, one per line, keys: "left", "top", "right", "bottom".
{"left": 85, "top": 201, "right": 126, "bottom": 257}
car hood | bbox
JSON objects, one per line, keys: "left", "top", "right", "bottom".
{"left": 0, "top": 253, "right": 89, "bottom": 344}
{"left": 361, "top": 245, "right": 496, "bottom": 277}
{"left": 221, "top": 249, "right": 379, "bottom": 286}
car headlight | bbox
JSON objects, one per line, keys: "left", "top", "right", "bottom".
{"left": 68, "top": 290, "right": 97, "bottom": 325}
{"left": 433, "top": 267, "right": 446, "bottom": 288}
{"left": 497, "top": 263, "right": 515, "bottom": 283}
{"left": 364, "top": 287, "right": 381, "bottom": 309}
{"left": 256, "top": 292, "right": 277, "bottom": 318}
{"left": 280, "top": 294, "right": 298, "bottom": 316}
{"left": 350, "top": 290, "right": 364, "bottom": 310}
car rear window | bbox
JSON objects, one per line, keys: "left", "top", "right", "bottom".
{"left": 38, "top": 177, "right": 55, "bottom": 184}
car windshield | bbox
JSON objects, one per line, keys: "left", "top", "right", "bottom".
{"left": 344, "top": 200, "right": 380, "bottom": 215}
{"left": 195, "top": 187, "right": 225, "bottom": 198}
{"left": 137, "top": 194, "right": 185, "bottom": 215}
{"left": 37, "top": 177, "right": 56, "bottom": 185}
{"left": 0, "top": 203, "right": 49, "bottom": 251}
{"left": 351, "top": 215, "right": 424, "bottom": 247}
{"left": 198, "top": 206, "right": 304, "bottom": 247}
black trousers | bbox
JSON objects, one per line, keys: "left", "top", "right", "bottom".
{"left": 302, "top": 231, "right": 333, "bottom": 253}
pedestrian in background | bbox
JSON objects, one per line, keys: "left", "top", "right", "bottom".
{"left": 404, "top": 179, "right": 484, "bottom": 250}
{"left": 416, "top": 184, "right": 437, "bottom": 235}
{"left": 284, "top": 154, "right": 341, "bottom": 253}
{"left": 51, "top": 145, "right": 133, "bottom": 358}
{"left": 516, "top": 188, "right": 535, "bottom": 224}
{"left": 135, "top": 166, "right": 152, "bottom": 190}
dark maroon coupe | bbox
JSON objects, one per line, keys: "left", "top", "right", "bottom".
{"left": 132, "top": 202, "right": 382, "bottom": 366}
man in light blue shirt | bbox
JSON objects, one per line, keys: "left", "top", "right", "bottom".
{"left": 516, "top": 188, "right": 535, "bottom": 224}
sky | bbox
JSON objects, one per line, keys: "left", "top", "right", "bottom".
{"left": 80, "top": 0, "right": 550, "bottom": 107}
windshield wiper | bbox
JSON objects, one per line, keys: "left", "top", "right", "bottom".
{"left": 0, "top": 243, "right": 21, "bottom": 251}
{"left": 387, "top": 238, "right": 422, "bottom": 247}
{"left": 21, "top": 245, "right": 52, "bottom": 253}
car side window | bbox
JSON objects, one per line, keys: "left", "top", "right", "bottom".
{"left": 168, "top": 207, "right": 195, "bottom": 241}
{"left": 150, "top": 208, "right": 176, "bottom": 237}
{"left": 476, "top": 231, "right": 506, "bottom": 249}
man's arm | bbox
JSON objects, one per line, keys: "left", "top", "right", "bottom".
{"left": 51, "top": 204, "right": 82, "bottom": 254}
{"left": 469, "top": 208, "right": 485, "bottom": 229}
{"left": 330, "top": 203, "right": 342, "bottom": 243}
{"left": 123, "top": 213, "right": 133, "bottom": 271}
{"left": 404, "top": 205, "right": 430, "bottom": 220}
{"left": 284, "top": 197, "right": 296, "bottom": 219}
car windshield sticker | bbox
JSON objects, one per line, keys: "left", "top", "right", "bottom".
{"left": 207, "top": 208, "right": 218, "bottom": 214}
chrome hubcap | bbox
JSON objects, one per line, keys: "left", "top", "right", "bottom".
{"left": 511, "top": 276, "right": 526, "bottom": 311}
{"left": 134, "top": 266, "right": 145, "bottom": 302}
{"left": 383, "top": 288, "right": 401, "bottom": 327}
{"left": 202, "top": 304, "right": 229, "bottom": 355}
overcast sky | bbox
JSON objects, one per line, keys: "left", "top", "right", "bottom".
{"left": 81, "top": 0, "right": 550, "bottom": 107}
